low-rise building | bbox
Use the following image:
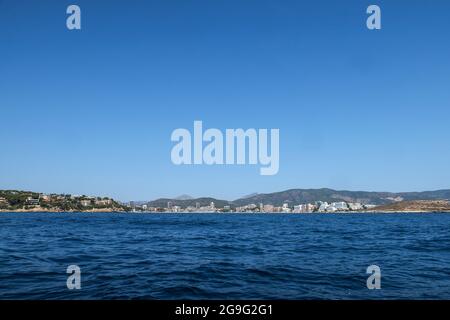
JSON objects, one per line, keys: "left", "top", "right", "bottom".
{"left": 80, "top": 199, "right": 92, "bottom": 207}
{"left": 40, "top": 194, "right": 51, "bottom": 202}
{"left": 25, "top": 197, "right": 39, "bottom": 205}
{"left": 0, "top": 197, "right": 9, "bottom": 206}
{"left": 94, "top": 199, "right": 112, "bottom": 206}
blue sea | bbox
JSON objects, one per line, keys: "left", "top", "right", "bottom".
{"left": 1, "top": 212, "right": 450, "bottom": 299}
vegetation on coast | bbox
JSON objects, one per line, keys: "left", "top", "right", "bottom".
{"left": 0, "top": 190, "right": 128, "bottom": 212}
{"left": 368, "top": 200, "right": 450, "bottom": 213}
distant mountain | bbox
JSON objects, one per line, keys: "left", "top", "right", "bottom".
{"left": 231, "top": 188, "right": 450, "bottom": 206}
{"left": 240, "top": 193, "right": 259, "bottom": 199}
{"left": 147, "top": 188, "right": 450, "bottom": 208}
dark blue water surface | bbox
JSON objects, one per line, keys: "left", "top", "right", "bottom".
{"left": 1, "top": 212, "right": 450, "bottom": 299}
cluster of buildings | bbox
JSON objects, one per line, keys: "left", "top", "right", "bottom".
{"left": 129, "top": 201, "right": 221, "bottom": 213}
{"left": 25, "top": 194, "right": 114, "bottom": 207}
{"left": 234, "top": 201, "right": 375, "bottom": 213}
{"left": 127, "top": 200, "right": 377, "bottom": 213}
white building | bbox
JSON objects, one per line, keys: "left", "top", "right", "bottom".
{"left": 25, "top": 197, "right": 40, "bottom": 205}
{"left": 282, "top": 203, "right": 291, "bottom": 213}
{"left": 318, "top": 202, "right": 329, "bottom": 212}
{"left": 331, "top": 202, "right": 348, "bottom": 211}
{"left": 80, "top": 199, "right": 91, "bottom": 207}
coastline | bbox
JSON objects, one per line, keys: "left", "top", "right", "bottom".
{"left": 2, "top": 209, "right": 450, "bottom": 214}
{"left": 0, "top": 208, "right": 127, "bottom": 213}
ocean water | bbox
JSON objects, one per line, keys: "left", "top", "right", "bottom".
{"left": 1, "top": 212, "right": 450, "bottom": 299}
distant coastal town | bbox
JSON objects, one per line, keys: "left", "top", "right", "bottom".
{"left": 0, "top": 190, "right": 374, "bottom": 213}
{"left": 127, "top": 200, "right": 376, "bottom": 213}
{"left": 1, "top": 189, "right": 450, "bottom": 213}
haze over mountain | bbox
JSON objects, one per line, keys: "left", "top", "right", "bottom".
{"left": 240, "top": 193, "right": 259, "bottom": 199}
{"left": 173, "top": 194, "right": 194, "bottom": 200}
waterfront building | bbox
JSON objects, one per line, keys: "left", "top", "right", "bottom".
{"left": 331, "top": 202, "right": 348, "bottom": 211}
{"left": 318, "top": 202, "right": 329, "bottom": 212}
{"left": 282, "top": 203, "right": 291, "bottom": 213}
{"left": 348, "top": 203, "right": 363, "bottom": 211}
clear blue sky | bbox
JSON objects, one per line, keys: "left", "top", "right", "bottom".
{"left": 1, "top": 0, "right": 450, "bottom": 201}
